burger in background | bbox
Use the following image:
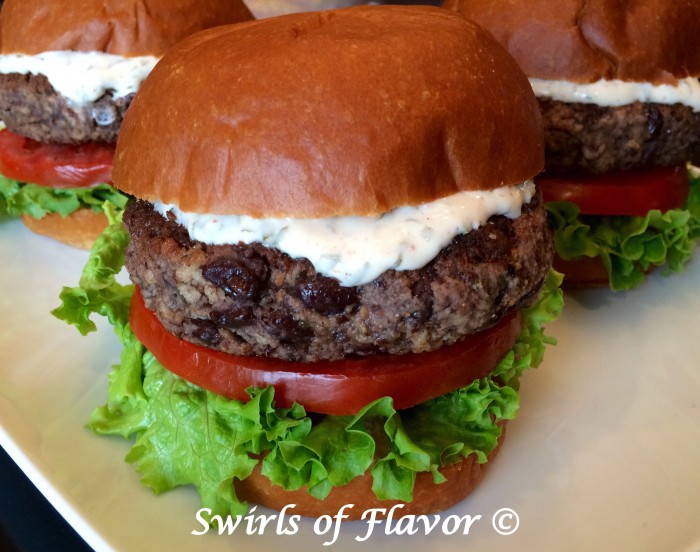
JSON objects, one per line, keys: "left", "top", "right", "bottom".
{"left": 54, "top": 6, "right": 562, "bottom": 518}
{"left": 0, "top": 0, "right": 253, "bottom": 248}
{"left": 444, "top": 0, "right": 700, "bottom": 290}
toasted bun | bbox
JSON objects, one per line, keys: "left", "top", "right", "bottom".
{"left": 444, "top": 0, "right": 700, "bottom": 84}
{"left": 0, "top": 0, "right": 253, "bottom": 56}
{"left": 21, "top": 209, "right": 108, "bottom": 250}
{"left": 235, "top": 427, "right": 505, "bottom": 519}
{"left": 113, "top": 5, "right": 543, "bottom": 218}
{"left": 553, "top": 255, "right": 612, "bottom": 289}
{"left": 554, "top": 255, "right": 655, "bottom": 289}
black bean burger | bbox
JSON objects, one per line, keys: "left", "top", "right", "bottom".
{"left": 445, "top": 0, "right": 700, "bottom": 289}
{"left": 54, "top": 5, "right": 562, "bottom": 519}
{"left": 0, "top": 0, "right": 252, "bottom": 248}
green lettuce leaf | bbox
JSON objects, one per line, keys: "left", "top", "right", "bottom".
{"left": 53, "top": 219, "right": 563, "bottom": 517}
{"left": 0, "top": 173, "right": 128, "bottom": 219}
{"left": 546, "top": 169, "right": 700, "bottom": 291}
{"left": 52, "top": 203, "right": 132, "bottom": 335}
{"left": 0, "top": 193, "right": 10, "bottom": 221}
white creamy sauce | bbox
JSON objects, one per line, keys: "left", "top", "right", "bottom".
{"left": 155, "top": 181, "right": 535, "bottom": 287}
{"left": 529, "top": 77, "right": 700, "bottom": 112}
{"left": 0, "top": 51, "right": 159, "bottom": 105}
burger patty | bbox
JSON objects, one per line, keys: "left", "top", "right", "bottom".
{"left": 0, "top": 72, "right": 132, "bottom": 144}
{"left": 124, "top": 197, "right": 552, "bottom": 362}
{"left": 539, "top": 98, "right": 700, "bottom": 174}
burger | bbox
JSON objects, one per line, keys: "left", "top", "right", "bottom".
{"left": 54, "top": 6, "right": 562, "bottom": 519}
{"left": 444, "top": 0, "right": 700, "bottom": 290}
{"left": 0, "top": 0, "right": 253, "bottom": 248}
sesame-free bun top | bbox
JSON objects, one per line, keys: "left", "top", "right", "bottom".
{"left": 0, "top": 0, "right": 254, "bottom": 56}
{"left": 113, "top": 5, "right": 543, "bottom": 218}
{"left": 444, "top": 0, "right": 700, "bottom": 84}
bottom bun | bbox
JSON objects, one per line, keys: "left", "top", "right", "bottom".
{"left": 553, "top": 255, "right": 611, "bottom": 289}
{"left": 554, "top": 254, "right": 657, "bottom": 290}
{"left": 235, "top": 425, "right": 506, "bottom": 519}
{"left": 22, "top": 209, "right": 108, "bottom": 250}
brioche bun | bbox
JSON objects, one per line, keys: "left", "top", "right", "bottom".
{"left": 443, "top": 0, "right": 700, "bottom": 84}
{"left": 236, "top": 427, "right": 505, "bottom": 519}
{"left": 0, "top": 0, "right": 254, "bottom": 56}
{"left": 113, "top": 5, "right": 543, "bottom": 218}
{"left": 21, "top": 208, "right": 108, "bottom": 250}
{"left": 553, "top": 256, "right": 611, "bottom": 289}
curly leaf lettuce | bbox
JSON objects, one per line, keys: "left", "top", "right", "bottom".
{"left": 547, "top": 169, "right": 700, "bottom": 291}
{"left": 52, "top": 203, "right": 131, "bottom": 334}
{"left": 0, "top": 173, "right": 128, "bottom": 219}
{"left": 0, "top": 193, "right": 10, "bottom": 221}
{"left": 53, "top": 219, "right": 563, "bottom": 517}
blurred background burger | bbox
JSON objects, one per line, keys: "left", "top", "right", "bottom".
{"left": 0, "top": 0, "right": 253, "bottom": 248}
{"left": 445, "top": 0, "right": 700, "bottom": 290}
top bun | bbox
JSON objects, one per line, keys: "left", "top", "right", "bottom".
{"left": 444, "top": 0, "right": 700, "bottom": 84}
{"left": 0, "top": 0, "right": 254, "bottom": 56}
{"left": 114, "top": 5, "right": 543, "bottom": 218}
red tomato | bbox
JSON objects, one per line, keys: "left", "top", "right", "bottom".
{"left": 0, "top": 129, "right": 114, "bottom": 187}
{"left": 129, "top": 287, "right": 523, "bottom": 416}
{"left": 538, "top": 165, "right": 689, "bottom": 217}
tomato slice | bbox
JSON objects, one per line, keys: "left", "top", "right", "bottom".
{"left": 129, "top": 287, "right": 522, "bottom": 416}
{"left": 0, "top": 129, "right": 114, "bottom": 187}
{"left": 538, "top": 165, "right": 689, "bottom": 217}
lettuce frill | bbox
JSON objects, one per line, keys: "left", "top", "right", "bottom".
{"left": 0, "top": 174, "right": 128, "bottom": 219}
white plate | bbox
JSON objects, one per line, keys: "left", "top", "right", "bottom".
{"left": 1, "top": 217, "right": 700, "bottom": 552}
